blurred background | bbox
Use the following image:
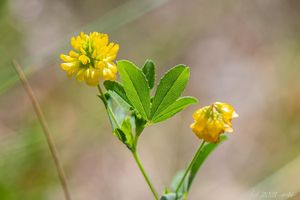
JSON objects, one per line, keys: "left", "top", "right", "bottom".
{"left": 1, "top": 0, "right": 300, "bottom": 199}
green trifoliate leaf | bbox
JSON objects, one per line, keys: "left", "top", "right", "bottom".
{"left": 151, "top": 65, "right": 190, "bottom": 121}
{"left": 152, "top": 96, "right": 198, "bottom": 123}
{"left": 117, "top": 60, "right": 151, "bottom": 120}
{"left": 142, "top": 59, "right": 155, "bottom": 89}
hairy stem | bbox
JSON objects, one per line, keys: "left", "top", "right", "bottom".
{"left": 12, "top": 60, "right": 72, "bottom": 200}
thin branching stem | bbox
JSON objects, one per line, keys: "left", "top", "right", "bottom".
{"left": 12, "top": 60, "right": 72, "bottom": 200}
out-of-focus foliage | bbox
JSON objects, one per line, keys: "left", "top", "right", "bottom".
{"left": 0, "top": 121, "right": 56, "bottom": 200}
{"left": 0, "top": 0, "right": 22, "bottom": 94}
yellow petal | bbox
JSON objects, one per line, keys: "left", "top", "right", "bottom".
{"left": 107, "top": 62, "right": 118, "bottom": 73}
{"left": 78, "top": 55, "right": 90, "bottom": 65}
{"left": 76, "top": 69, "right": 85, "bottom": 81}
{"left": 71, "top": 37, "right": 81, "bottom": 51}
{"left": 95, "top": 61, "right": 105, "bottom": 70}
{"left": 80, "top": 47, "right": 87, "bottom": 55}
{"left": 61, "top": 62, "right": 77, "bottom": 71}
{"left": 80, "top": 32, "right": 87, "bottom": 39}
{"left": 60, "top": 54, "right": 74, "bottom": 62}
{"left": 224, "top": 124, "right": 233, "bottom": 133}
{"left": 206, "top": 119, "right": 224, "bottom": 136}
{"left": 69, "top": 50, "right": 79, "bottom": 58}
{"left": 91, "top": 49, "right": 97, "bottom": 59}
{"left": 110, "top": 43, "right": 119, "bottom": 54}
{"left": 102, "top": 68, "right": 108, "bottom": 78}
{"left": 215, "top": 102, "right": 238, "bottom": 122}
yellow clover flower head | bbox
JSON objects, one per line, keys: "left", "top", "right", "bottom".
{"left": 60, "top": 32, "right": 119, "bottom": 86}
{"left": 190, "top": 102, "right": 238, "bottom": 143}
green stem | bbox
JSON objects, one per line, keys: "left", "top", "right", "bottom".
{"left": 97, "top": 84, "right": 106, "bottom": 103}
{"left": 132, "top": 150, "right": 159, "bottom": 200}
{"left": 175, "top": 140, "right": 205, "bottom": 193}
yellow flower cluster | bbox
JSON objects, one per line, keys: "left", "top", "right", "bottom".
{"left": 190, "top": 102, "right": 238, "bottom": 143}
{"left": 60, "top": 32, "right": 119, "bottom": 86}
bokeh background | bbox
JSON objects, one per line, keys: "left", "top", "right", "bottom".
{"left": 1, "top": 0, "right": 300, "bottom": 199}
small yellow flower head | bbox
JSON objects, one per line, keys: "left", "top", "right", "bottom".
{"left": 60, "top": 32, "right": 119, "bottom": 86}
{"left": 190, "top": 102, "right": 238, "bottom": 143}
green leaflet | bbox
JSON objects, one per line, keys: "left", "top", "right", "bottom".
{"left": 114, "top": 117, "right": 134, "bottom": 150}
{"left": 151, "top": 65, "right": 190, "bottom": 121}
{"left": 114, "top": 105, "right": 128, "bottom": 125}
{"left": 107, "top": 91, "right": 131, "bottom": 111}
{"left": 142, "top": 59, "right": 155, "bottom": 89}
{"left": 100, "top": 94, "right": 119, "bottom": 130}
{"left": 153, "top": 96, "right": 198, "bottom": 123}
{"left": 117, "top": 60, "right": 151, "bottom": 120}
{"left": 104, "top": 80, "right": 131, "bottom": 106}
